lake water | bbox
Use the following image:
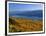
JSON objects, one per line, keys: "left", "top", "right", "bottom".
{"left": 9, "top": 10, "right": 43, "bottom": 19}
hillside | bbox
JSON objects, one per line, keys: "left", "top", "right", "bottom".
{"left": 9, "top": 17, "right": 43, "bottom": 32}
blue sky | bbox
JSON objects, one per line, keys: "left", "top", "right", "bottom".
{"left": 9, "top": 3, "right": 43, "bottom": 12}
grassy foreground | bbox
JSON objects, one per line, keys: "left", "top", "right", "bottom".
{"left": 9, "top": 17, "right": 43, "bottom": 32}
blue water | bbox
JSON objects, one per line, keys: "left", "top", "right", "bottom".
{"left": 9, "top": 10, "right": 43, "bottom": 19}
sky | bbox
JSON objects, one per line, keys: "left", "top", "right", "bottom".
{"left": 9, "top": 3, "right": 43, "bottom": 12}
